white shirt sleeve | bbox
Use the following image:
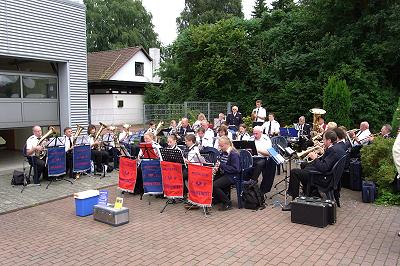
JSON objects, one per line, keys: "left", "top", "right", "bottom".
{"left": 26, "top": 135, "right": 39, "bottom": 155}
{"left": 273, "top": 121, "right": 281, "bottom": 134}
{"left": 257, "top": 107, "right": 267, "bottom": 122}
{"left": 393, "top": 133, "right": 400, "bottom": 175}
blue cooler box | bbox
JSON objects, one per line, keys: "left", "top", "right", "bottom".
{"left": 74, "top": 190, "right": 100, "bottom": 216}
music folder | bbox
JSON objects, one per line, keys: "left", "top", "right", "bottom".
{"left": 232, "top": 140, "right": 258, "bottom": 156}
{"left": 139, "top": 143, "right": 159, "bottom": 159}
{"left": 267, "top": 147, "right": 285, "bottom": 164}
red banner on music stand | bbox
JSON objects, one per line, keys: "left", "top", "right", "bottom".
{"left": 188, "top": 164, "right": 213, "bottom": 207}
{"left": 161, "top": 161, "right": 183, "bottom": 198}
{"left": 118, "top": 157, "right": 137, "bottom": 193}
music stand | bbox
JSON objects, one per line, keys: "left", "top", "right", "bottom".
{"left": 270, "top": 144, "right": 295, "bottom": 208}
{"left": 46, "top": 137, "right": 73, "bottom": 189}
{"left": 232, "top": 140, "right": 258, "bottom": 156}
{"left": 74, "top": 136, "right": 98, "bottom": 178}
{"left": 159, "top": 148, "right": 186, "bottom": 213}
{"left": 139, "top": 143, "right": 159, "bottom": 160}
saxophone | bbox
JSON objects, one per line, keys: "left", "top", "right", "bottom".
{"left": 35, "top": 126, "right": 56, "bottom": 159}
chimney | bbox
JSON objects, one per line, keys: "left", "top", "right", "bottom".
{"left": 149, "top": 48, "right": 161, "bottom": 83}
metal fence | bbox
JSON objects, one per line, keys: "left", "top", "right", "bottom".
{"left": 144, "top": 101, "right": 232, "bottom": 125}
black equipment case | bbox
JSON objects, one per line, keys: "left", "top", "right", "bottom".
{"left": 291, "top": 197, "right": 336, "bottom": 228}
{"left": 93, "top": 204, "right": 129, "bottom": 226}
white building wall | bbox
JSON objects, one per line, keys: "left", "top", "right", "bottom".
{"left": 90, "top": 94, "right": 144, "bottom": 125}
{"left": 110, "top": 52, "right": 152, "bottom": 83}
{"left": 0, "top": 0, "right": 87, "bottom": 130}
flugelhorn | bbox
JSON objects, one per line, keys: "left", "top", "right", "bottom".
{"left": 296, "top": 145, "right": 324, "bottom": 162}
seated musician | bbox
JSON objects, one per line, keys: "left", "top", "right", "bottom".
{"left": 250, "top": 126, "right": 276, "bottom": 195}
{"left": 146, "top": 121, "right": 156, "bottom": 135}
{"left": 199, "top": 120, "right": 215, "bottom": 147}
{"left": 88, "top": 124, "right": 110, "bottom": 173}
{"left": 196, "top": 127, "right": 213, "bottom": 150}
{"left": 262, "top": 112, "right": 280, "bottom": 137}
{"left": 134, "top": 132, "right": 162, "bottom": 194}
{"left": 118, "top": 124, "right": 132, "bottom": 142}
{"left": 369, "top": 124, "right": 392, "bottom": 142}
{"left": 349, "top": 121, "right": 371, "bottom": 146}
{"left": 178, "top": 118, "right": 194, "bottom": 137}
{"left": 333, "top": 127, "right": 349, "bottom": 153}
{"left": 212, "top": 136, "right": 240, "bottom": 211}
{"left": 327, "top": 121, "right": 337, "bottom": 130}
{"left": 284, "top": 130, "right": 346, "bottom": 210}
{"left": 166, "top": 134, "right": 180, "bottom": 150}
{"left": 63, "top": 127, "right": 74, "bottom": 179}
{"left": 226, "top": 105, "right": 243, "bottom": 131}
{"left": 26, "top": 125, "right": 48, "bottom": 184}
{"left": 213, "top": 113, "right": 226, "bottom": 130}
{"left": 317, "top": 117, "right": 327, "bottom": 132}
{"left": 192, "top": 113, "right": 206, "bottom": 132}
{"left": 214, "top": 125, "right": 232, "bottom": 149}
{"left": 183, "top": 134, "right": 204, "bottom": 164}
{"left": 237, "top": 124, "right": 251, "bottom": 141}
{"left": 168, "top": 120, "right": 178, "bottom": 135}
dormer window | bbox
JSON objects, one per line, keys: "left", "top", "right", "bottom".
{"left": 135, "top": 62, "right": 144, "bottom": 76}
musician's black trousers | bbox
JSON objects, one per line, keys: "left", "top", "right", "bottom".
{"left": 31, "top": 157, "right": 47, "bottom": 184}
{"left": 288, "top": 168, "right": 309, "bottom": 199}
{"left": 91, "top": 150, "right": 110, "bottom": 171}
{"left": 213, "top": 175, "right": 234, "bottom": 205}
{"left": 251, "top": 158, "right": 277, "bottom": 194}
{"left": 66, "top": 151, "right": 73, "bottom": 178}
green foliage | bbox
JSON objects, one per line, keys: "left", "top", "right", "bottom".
{"left": 149, "top": 0, "right": 400, "bottom": 129}
{"left": 323, "top": 76, "right": 351, "bottom": 128}
{"left": 242, "top": 116, "right": 253, "bottom": 133}
{"left": 361, "top": 137, "right": 396, "bottom": 189}
{"left": 85, "top": 0, "right": 159, "bottom": 52}
{"left": 392, "top": 97, "right": 400, "bottom": 132}
{"left": 374, "top": 188, "right": 400, "bottom": 206}
{"left": 176, "top": 0, "right": 243, "bottom": 32}
{"left": 252, "top": 0, "right": 267, "bottom": 18}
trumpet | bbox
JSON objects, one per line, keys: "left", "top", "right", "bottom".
{"left": 296, "top": 145, "right": 324, "bottom": 162}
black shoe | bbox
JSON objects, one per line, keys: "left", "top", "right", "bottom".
{"left": 282, "top": 203, "right": 292, "bottom": 211}
{"left": 218, "top": 203, "right": 232, "bottom": 211}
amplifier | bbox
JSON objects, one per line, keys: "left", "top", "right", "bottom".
{"left": 93, "top": 204, "right": 129, "bottom": 226}
{"left": 291, "top": 197, "right": 336, "bottom": 228}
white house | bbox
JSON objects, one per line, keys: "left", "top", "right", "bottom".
{"left": 0, "top": 0, "right": 87, "bottom": 170}
{"left": 88, "top": 47, "right": 161, "bottom": 126}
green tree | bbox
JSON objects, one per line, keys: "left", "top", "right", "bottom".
{"left": 323, "top": 76, "right": 351, "bottom": 128}
{"left": 270, "top": 0, "right": 295, "bottom": 12}
{"left": 176, "top": 0, "right": 243, "bottom": 32}
{"left": 85, "top": 0, "right": 160, "bottom": 52}
{"left": 252, "top": 0, "right": 267, "bottom": 18}
{"left": 392, "top": 97, "right": 400, "bottom": 132}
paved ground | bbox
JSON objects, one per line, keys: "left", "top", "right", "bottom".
{"left": 0, "top": 171, "right": 399, "bottom": 265}
{"left": 0, "top": 168, "right": 118, "bottom": 214}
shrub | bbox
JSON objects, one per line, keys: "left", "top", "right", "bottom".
{"left": 392, "top": 97, "right": 400, "bottom": 132}
{"left": 323, "top": 76, "right": 351, "bottom": 128}
{"left": 361, "top": 136, "right": 399, "bottom": 205}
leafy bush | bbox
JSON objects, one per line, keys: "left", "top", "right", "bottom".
{"left": 323, "top": 76, "right": 351, "bottom": 129}
{"left": 392, "top": 97, "right": 400, "bottom": 132}
{"left": 361, "top": 136, "right": 399, "bottom": 205}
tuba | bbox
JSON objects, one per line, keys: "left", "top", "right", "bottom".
{"left": 36, "top": 126, "right": 56, "bottom": 159}
{"left": 93, "top": 122, "right": 107, "bottom": 150}
{"left": 72, "top": 124, "right": 84, "bottom": 145}
{"left": 310, "top": 108, "right": 326, "bottom": 133}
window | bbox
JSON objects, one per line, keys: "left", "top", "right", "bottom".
{"left": 135, "top": 62, "right": 144, "bottom": 76}
{"left": 0, "top": 74, "right": 21, "bottom": 98}
{"left": 23, "top": 77, "right": 57, "bottom": 99}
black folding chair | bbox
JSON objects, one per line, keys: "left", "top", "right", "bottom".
{"left": 308, "top": 154, "right": 347, "bottom": 207}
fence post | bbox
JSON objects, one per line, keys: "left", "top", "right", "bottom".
{"left": 184, "top": 102, "right": 188, "bottom": 118}
{"left": 207, "top": 102, "right": 211, "bottom": 121}
{"left": 227, "top": 102, "right": 232, "bottom": 114}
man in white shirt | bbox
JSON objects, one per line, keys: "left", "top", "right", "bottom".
{"left": 196, "top": 120, "right": 214, "bottom": 149}
{"left": 349, "top": 121, "right": 371, "bottom": 146}
{"left": 252, "top": 100, "right": 267, "bottom": 127}
{"left": 26, "top": 125, "right": 48, "bottom": 184}
{"left": 250, "top": 126, "right": 277, "bottom": 195}
{"left": 262, "top": 112, "right": 280, "bottom": 137}
{"left": 237, "top": 124, "right": 251, "bottom": 141}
